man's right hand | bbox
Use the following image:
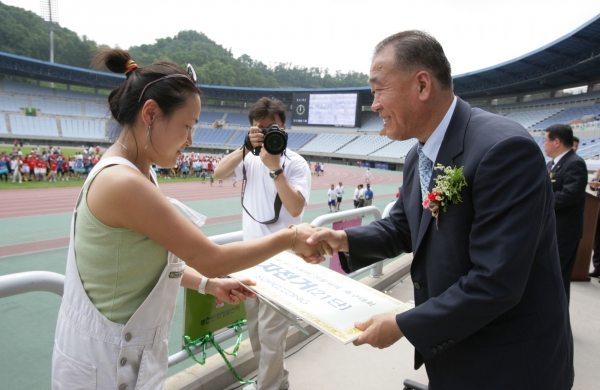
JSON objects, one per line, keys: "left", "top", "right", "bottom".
{"left": 248, "top": 126, "right": 265, "bottom": 149}
{"left": 300, "top": 227, "right": 349, "bottom": 260}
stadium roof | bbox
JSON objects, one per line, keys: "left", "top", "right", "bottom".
{"left": 1, "top": 13, "right": 599, "bottom": 103}
{"left": 452, "top": 13, "right": 600, "bottom": 100}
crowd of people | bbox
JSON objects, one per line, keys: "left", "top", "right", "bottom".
{"left": 0, "top": 145, "right": 231, "bottom": 185}
{"left": 0, "top": 145, "right": 102, "bottom": 183}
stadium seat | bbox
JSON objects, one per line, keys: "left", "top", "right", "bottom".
{"left": 299, "top": 134, "right": 357, "bottom": 153}
{"left": 336, "top": 135, "right": 393, "bottom": 155}
{"left": 0, "top": 96, "right": 28, "bottom": 112}
{"left": 9, "top": 115, "right": 59, "bottom": 137}
{"left": 369, "top": 139, "right": 418, "bottom": 159}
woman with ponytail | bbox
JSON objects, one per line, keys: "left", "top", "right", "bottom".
{"left": 51, "top": 48, "right": 323, "bottom": 389}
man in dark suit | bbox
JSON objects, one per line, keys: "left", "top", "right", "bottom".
{"left": 589, "top": 168, "right": 600, "bottom": 279}
{"left": 544, "top": 124, "right": 588, "bottom": 301}
{"left": 303, "top": 31, "right": 574, "bottom": 389}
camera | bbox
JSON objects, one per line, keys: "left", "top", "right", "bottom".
{"left": 246, "top": 124, "right": 288, "bottom": 156}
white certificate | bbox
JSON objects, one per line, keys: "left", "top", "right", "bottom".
{"left": 231, "top": 252, "right": 411, "bottom": 344}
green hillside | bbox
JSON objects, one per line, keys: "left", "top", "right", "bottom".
{"left": 0, "top": 2, "right": 368, "bottom": 89}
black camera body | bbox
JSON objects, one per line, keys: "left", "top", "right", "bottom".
{"left": 246, "top": 124, "right": 288, "bottom": 156}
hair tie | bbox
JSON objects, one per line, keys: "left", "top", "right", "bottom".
{"left": 124, "top": 60, "right": 139, "bottom": 75}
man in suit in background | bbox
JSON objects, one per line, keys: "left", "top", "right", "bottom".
{"left": 572, "top": 136, "right": 579, "bottom": 152}
{"left": 544, "top": 124, "right": 588, "bottom": 301}
{"left": 304, "top": 30, "right": 573, "bottom": 389}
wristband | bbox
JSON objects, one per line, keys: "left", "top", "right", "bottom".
{"left": 288, "top": 224, "right": 298, "bottom": 251}
{"left": 198, "top": 276, "right": 209, "bottom": 294}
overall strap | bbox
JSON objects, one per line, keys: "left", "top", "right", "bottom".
{"left": 167, "top": 197, "right": 207, "bottom": 228}
{"left": 74, "top": 157, "right": 142, "bottom": 210}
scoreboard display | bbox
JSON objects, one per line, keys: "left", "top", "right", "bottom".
{"left": 291, "top": 92, "right": 361, "bottom": 127}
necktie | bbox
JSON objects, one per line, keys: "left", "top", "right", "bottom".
{"left": 547, "top": 160, "right": 554, "bottom": 173}
{"left": 418, "top": 146, "right": 433, "bottom": 200}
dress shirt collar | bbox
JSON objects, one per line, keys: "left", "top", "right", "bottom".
{"left": 419, "top": 96, "right": 457, "bottom": 163}
{"left": 552, "top": 149, "right": 570, "bottom": 168}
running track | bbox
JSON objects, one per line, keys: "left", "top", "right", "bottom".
{"left": 0, "top": 165, "right": 403, "bottom": 257}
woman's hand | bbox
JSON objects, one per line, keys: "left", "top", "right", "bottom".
{"left": 205, "top": 277, "right": 257, "bottom": 305}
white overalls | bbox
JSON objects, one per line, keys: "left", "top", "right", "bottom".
{"left": 52, "top": 157, "right": 205, "bottom": 390}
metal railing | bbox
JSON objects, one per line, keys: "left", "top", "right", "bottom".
{"left": 0, "top": 205, "right": 399, "bottom": 370}
{"left": 311, "top": 206, "right": 384, "bottom": 277}
{"left": 0, "top": 271, "right": 65, "bottom": 299}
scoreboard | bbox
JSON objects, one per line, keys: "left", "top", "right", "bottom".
{"left": 291, "top": 92, "right": 361, "bottom": 127}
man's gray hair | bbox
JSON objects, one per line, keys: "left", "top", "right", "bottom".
{"left": 374, "top": 30, "right": 453, "bottom": 90}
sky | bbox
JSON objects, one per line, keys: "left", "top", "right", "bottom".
{"left": 6, "top": 0, "right": 600, "bottom": 77}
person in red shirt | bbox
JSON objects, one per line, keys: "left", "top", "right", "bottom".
{"left": 35, "top": 157, "right": 47, "bottom": 181}
{"left": 27, "top": 156, "right": 35, "bottom": 181}
{"left": 49, "top": 158, "right": 59, "bottom": 182}
{"left": 62, "top": 159, "right": 70, "bottom": 181}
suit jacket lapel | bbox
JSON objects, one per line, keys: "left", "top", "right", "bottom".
{"left": 413, "top": 98, "right": 471, "bottom": 256}
{"left": 551, "top": 149, "right": 574, "bottom": 174}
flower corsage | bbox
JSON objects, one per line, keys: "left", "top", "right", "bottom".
{"left": 422, "top": 164, "right": 467, "bottom": 228}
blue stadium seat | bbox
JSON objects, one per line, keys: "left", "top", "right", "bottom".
{"left": 0, "top": 115, "right": 7, "bottom": 134}
{"left": 300, "top": 134, "right": 357, "bottom": 153}
{"left": 60, "top": 119, "right": 106, "bottom": 139}
{"left": 369, "top": 139, "right": 418, "bottom": 159}
{"left": 9, "top": 115, "right": 59, "bottom": 137}
{"left": 193, "top": 128, "right": 236, "bottom": 146}
{"left": 224, "top": 113, "right": 249, "bottom": 126}
{"left": 31, "top": 98, "right": 83, "bottom": 116}
{"left": 336, "top": 135, "right": 393, "bottom": 155}
{"left": 199, "top": 111, "right": 225, "bottom": 125}
{"left": 3, "top": 80, "right": 54, "bottom": 96}
{"left": 0, "top": 96, "right": 28, "bottom": 112}
{"left": 85, "top": 103, "right": 110, "bottom": 119}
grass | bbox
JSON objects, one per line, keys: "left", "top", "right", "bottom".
{"left": 0, "top": 146, "right": 92, "bottom": 157}
{"left": 0, "top": 174, "right": 216, "bottom": 190}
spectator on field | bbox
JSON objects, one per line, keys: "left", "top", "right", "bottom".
{"left": 328, "top": 184, "right": 337, "bottom": 212}
{"left": 364, "top": 184, "right": 374, "bottom": 206}
{"left": 10, "top": 156, "right": 22, "bottom": 183}
{"left": 49, "top": 158, "right": 58, "bottom": 182}
{"left": 0, "top": 155, "right": 9, "bottom": 182}
{"left": 335, "top": 182, "right": 345, "bottom": 211}
{"left": 396, "top": 186, "right": 402, "bottom": 199}
{"left": 365, "top": 168, "right": 372, "bottom": 184}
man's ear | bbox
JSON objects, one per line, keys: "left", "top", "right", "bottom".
{"left": 415, "top": 71, "right": 432, "bottom": 101}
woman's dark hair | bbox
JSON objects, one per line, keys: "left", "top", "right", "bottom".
{"left": 93, "top": 48, "right": 201, "bottom": 131}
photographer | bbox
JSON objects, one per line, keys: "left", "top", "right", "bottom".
{"left": 214, "top": 97, "right": 311, "bottom": 390}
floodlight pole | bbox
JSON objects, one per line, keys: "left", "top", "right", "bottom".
{"left": 41, "top": 0, "right": 58, "bottom": 88}
{"left": 48, "top": 2, "right": 54, "bottom": 64}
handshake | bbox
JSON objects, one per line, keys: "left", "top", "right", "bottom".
{"left": 288, "top": 223, "right": 349, "bottom": 263}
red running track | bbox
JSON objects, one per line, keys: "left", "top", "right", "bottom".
{"left": 0, "top": 165, "right": 403, "bottom": 219}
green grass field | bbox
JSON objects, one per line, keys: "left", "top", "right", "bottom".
{"left": 0, "top": 146, "right": 89, "bottom": 156}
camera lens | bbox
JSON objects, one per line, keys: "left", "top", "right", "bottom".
{"left": 264, "top": 132, "right": 286, "bottom": 154}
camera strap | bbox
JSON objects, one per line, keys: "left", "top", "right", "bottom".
{"left": 240, "top": 144, "right": 283, "bottom": 225}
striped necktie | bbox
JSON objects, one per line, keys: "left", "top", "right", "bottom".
{"left": 418, "top": 146, "right": 433, "bottom": 199}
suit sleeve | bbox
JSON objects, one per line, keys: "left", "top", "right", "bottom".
{"left": 396, "top": 136, "right": 551, "bottom": 360}
{"left": 554, "top": 158, "right": 588, "bottom": 210}
{"left": 338, "top": 190, "right": 413, "bottom": 272}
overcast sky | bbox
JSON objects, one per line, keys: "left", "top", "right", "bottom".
{"left": 7, "top": 0, "right": 600, "bottom": 78}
